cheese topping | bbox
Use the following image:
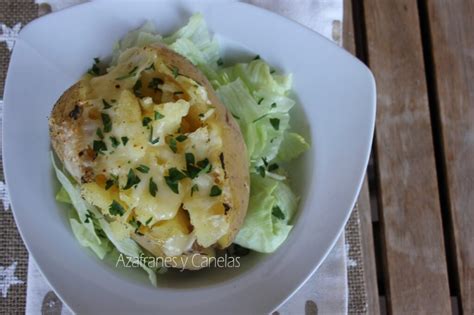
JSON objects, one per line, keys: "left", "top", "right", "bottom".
{"left": 79, "top": 47, "right": 231, "bottom": 256}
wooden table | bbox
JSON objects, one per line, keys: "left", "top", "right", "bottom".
{"left": 343, "top": 0, "right": 473, "bottom": 313}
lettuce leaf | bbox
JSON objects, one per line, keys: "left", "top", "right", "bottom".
{"left": 234, "top": 175, "right": 297, "bottom": 253}
{"left": 51, "top": 153, "right": 158, "bottom": 285}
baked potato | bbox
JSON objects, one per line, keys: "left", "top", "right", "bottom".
{"left": 49, "top": 44, "right": 250, "bottom": 269}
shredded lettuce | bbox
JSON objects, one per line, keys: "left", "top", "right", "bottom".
{"left": 51, "top": 154, "right": 158, "bottom": 285}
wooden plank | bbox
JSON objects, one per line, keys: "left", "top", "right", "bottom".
{"left": 425, "top": 1, "right": 474, "bottom": 313}
{"left": 343, "top": 1, "right": 380, "bottom": 314}
{"left": 363, "top": 1, "right": 451, "bottom": 313}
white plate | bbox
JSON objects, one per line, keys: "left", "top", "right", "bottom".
{"left": 3, "top": 0, "right": 375, "bottom": 313}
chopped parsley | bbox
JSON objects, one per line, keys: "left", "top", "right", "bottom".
{"left": 133, "top": 79, "right": 142, "bottom": 97}
{"left": 105, "top": 178, "right": 115, "bottom": 190}
{"left": 257, "top": 98, "right": 264, "bottom": 105}
{"left": 87, "top": 57, "right": 101, "bottom": 76}
{"left": 268, "top": 163, "right": 279, "bottom": 172}
{"left": 116, "top": 66, "right": 138, "bottom": 80}
{"left": 217, "top": 58, "right": 224, "bottom": 66}
{"left": 176, "top": 134, "right": 187, "bottom": 142}
{"left": 191, "top": 184, "right": 199, "bottom": 196}
{"left": 253, "top": 55, "right": 261, "bottom": 60}
{"left": 142, "top": 117, "right": 152, "bottom": 127}
{"left": 109, "top": 200, "right": 125, "bottom": 216}
{"left": 256, "top": 165, "right": 266, "bottom": 178}
{"left": 148, "top": 77, "right": 163, "bottom": 91}
{"left": 164, "top": 168, "right": 186, "bottom": 194}
{"left": 145, "top": 216, "right": 153, "bottom": 225}
{"left": 96, "top": 128, "right": 104, "bottom": 139}
{"left": 121, "top": 136, "right": 129, "bottom": 146}
{"left": 110, "top": 136, "right": 120, "bottom": 148}
{"left": 271, "top": 102, "right": 277, "bottom": 108}
{"left": 136, "top": 164, "right": 150, "bottom": 174}
{"left": 154, "top": 111, "right": 164, "bottom": 120}
{"left": 269, "top": 118, "right": 280, "bottom": 130}
{"left": 122, "top": 169, "right": 141, "bottom": 190}
{"left": 102, "top": 99, "right": 112, "bottom": 109}
{"left": 173, "top": 91, "right": 184, "bottom": 95}
{"left": 84, "top": 210, "right": 95, "bottom": 223}
{"left": 149, "top": 178, "right": 158, "bottom": 197}
{"left": 168, "top": 137, "right": 178, "bottom": 153}
{"left": 185, "top": 152, "right": 195, "bottom": 166}
{"left": 272, "top": 206, "right": 285, "bottom": 220}
{"left": 231, "top": 112, "right": 240, "bottom": 120}
{"left": 270, "top": 69, "right": 276, "bottom": 74}
{"left": 209, "top": 185, "right": 222, "bottom": 197}
{"left": 93, "top": 140, "right": 107, "bottom": 155}
{"left": 101, "top": 113, "right": 112, "bottom": 133}
{"left": 172, "top": 66, "right": 179, "bottom": 78}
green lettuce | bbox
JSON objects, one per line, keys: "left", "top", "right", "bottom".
{"left": 52, "top": 154, "right": 158, "bottom": 285}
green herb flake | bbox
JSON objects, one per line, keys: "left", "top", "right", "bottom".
{"left": 149, "top": 178, "right": 158, "bottom": 197}
{"left": 145, "top": 216, "right": 153, "bottom": 225}
{"left": 102, "top": 99, "right": 112, "bottom": 109}
{"left": 105, "top": 178, "right": 115, "bottom": 190}
{"left": 217, "top": 58, "right": 224, "bottom": 66}
{"left": 185, "top": 152, "right": 195, "bottom": 166}
{"left": 110, "top": 136, "right": 120, "bottom": 148}
{"left": 270, "top": 69, "right": 276, "bottom": 74}
{"left": 154, "top": 111, "right": 164, "bottom": 120}
{"left": 257, "top": 98, "right": 264, "bottom": 105}
{"left": 123, "top": 169, "right": 141, "bottom": 190}
{"left": 101, "top": 113, "right": 112, "bottom": 133}
{"left": 271, "top": 102, "right": 277, "bottom": 108}
{"left": 116, "top": 66, "right": 138, "bottom": 80}
{"left": 269, "top": 118, "right": 280, "bottom": 130}
{"left": 209, "top": 185, "right": 222, "bottom": 197}
{"left": 191, "top": 184, "right": 199, "bottom": 196}
{"left": 142, "top": 117, "right": 152, "bottom": 127}
{"left": 121, "top": 136, "right": 129, "bottom": 146}
{"left": 231, "top": 112, "right": 240, "bottom": 120}
{"left": 87, "top": 58, "right": 101, "bottom": 76}
{"left": 93, "top": 140, "right": 107, "bottom": 155}
{"left": 272, "top": 206, "right": 285, "bottom": 220}
{"left": 133, "top": 79, "right": 142, "bottom": 97}
{"left": 96, "top": 128, "right": 104, "bottom": 139}
{"left": 109, "top": 200, "right": 125, "bottom": 216}
{"left": 168, "top": 137, "right": 178, "bottom": 153}
{"left": 253, "top": 55, "right": 261, "bottom": 60}
{"left": 136, "top": 164, "right": 150, "bottom": 174}
{"left": 268, "top": 163, "right": 279, "bottom": 172}
{"left": 164, "top": 168, "right": 186, "bottom": 194}
{"left": 173, "top": 91, "right": 184, "bottom": 95}
{"left": 176, "top": 134, "right": 187, "bottom": 142}
{"left": 256, "top": 165, "right": 266, "bottom": 178}
{"left": 172, "top": 66, "right": 179, "bottom": 78}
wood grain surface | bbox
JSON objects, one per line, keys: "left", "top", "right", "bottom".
{"left": 424, "top": 0, "right": 474, "bottom": 313}
{"left": 343, "top": 0, "right": 380, "bottom": 314}
{"left": 362, "top": 0, "right": 451, "bottom": 313}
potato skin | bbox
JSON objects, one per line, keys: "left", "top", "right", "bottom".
{"left": 49, "top": 45, "right": 250, "bottom": 265}
{"left": 49, "top": 82, "right": 96, "bottom": 183}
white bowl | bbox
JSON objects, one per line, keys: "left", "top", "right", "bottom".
{"left": 3, "top": 0, "right": 375, "bottom": 313}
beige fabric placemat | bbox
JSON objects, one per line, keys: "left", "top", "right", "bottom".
{"left": 0, "top": 1, "right": 368, "bottom": 314}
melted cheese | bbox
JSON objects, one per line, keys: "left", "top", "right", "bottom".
{"left": 79, "top": 47, "right": 231, "bottom": 257}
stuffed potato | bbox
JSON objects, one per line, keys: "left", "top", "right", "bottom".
{"left": 49, "top": 44, "right": 250, "bottom": 269}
